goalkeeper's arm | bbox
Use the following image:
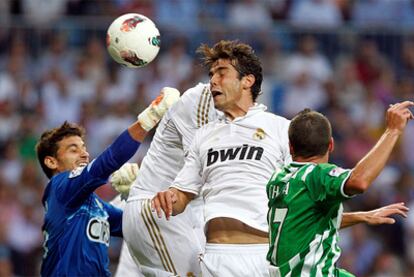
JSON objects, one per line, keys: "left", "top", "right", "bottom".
{"left": 137, "top": 87, "right": 181, "bottom": 132}
{"left": 88, "top": 87, "right": 180, "bottom": 180}
{"left": 63, "top": 87, "right": 180, "bottom": 207}
{"left": 107, "top": 88, "right": 180, "bottom": 199}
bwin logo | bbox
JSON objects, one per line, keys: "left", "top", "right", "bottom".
{"left": 207, "top": 144, "right": 264, "bottom": 166}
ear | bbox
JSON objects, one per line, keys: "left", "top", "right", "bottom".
{"left": 241, "top": 74, "right": 255, "bottom": 90}
{"left": 328, "top": 137, "right": 334, "bottom": 153}
{"left": 44, "top": 156, "right": 58, "bottom": 171}
{"left": 289, "top": 142, "right": 294, "bottom": 157}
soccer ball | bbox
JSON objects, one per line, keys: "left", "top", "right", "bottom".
{"left": 106, "top": 13, "right": 161, "bottom": 68}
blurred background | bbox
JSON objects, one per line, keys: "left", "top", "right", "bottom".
{"left": 0, "top": 0, "right": 413, "bottom": 276}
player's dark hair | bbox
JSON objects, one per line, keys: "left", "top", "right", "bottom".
{"left": 289, "top": 109, "right": 332, "bottom": 159}
{"left": 36, "top": 121, "right": 85, "bottom": 179}
{"left": 197, "top": 40, "right": 263, "bottom": 102}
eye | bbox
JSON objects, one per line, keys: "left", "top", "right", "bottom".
{"left": 219, "top": 68, "right": 228, "bottom": 76}
{"left": 68, "top": 146, "right": 78, "bottom": 153}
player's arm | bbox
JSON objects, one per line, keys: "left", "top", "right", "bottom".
{"left": 340, "top": 202, "right": 409, "bottom": 229}
{"left": 89, "top": 87, "right": 180, "bottom": 180}
{"left": 62, "top": 88, "right": 180, "bottom": 207}
{"left": 151, "top": 124, "right": 203, "bottom": 220}
{"left": 344, "top": 101, "right": 414, "bottom": 195}
{"left": 152, "top": 188, "right": 195, "bottom": 220}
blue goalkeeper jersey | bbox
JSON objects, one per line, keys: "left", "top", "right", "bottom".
{"left": 40, "top": 130, "right": 140, "bottom": 277}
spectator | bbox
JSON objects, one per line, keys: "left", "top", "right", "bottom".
{"left": 352, "top": 0, "right": 393, "bottom": 28}
{"left": 228, "top": 0, "right": 273, "bottom": 29}
{"left": 333, "top": 58, "right": 366, "bottom": 116}
{"left": 157, "top": 37, "right": 193, "bottom": 87}
{"left": 37, "top": 34, "right": 76, "bottom": 81}
{"left": 288, "top": 0, "right": 343, "bottom": 29}
{"left": 41, "top": 68, "right": 82, "bottom": 127}
{"left": 282, "top": 35, "right": 332, "bottom": 117}
{"left": 198, "top": 0, "right": 228, "bottom": 25}
{"left": 395, "top": 39, "right": 414, "bottom": 82}
{"left": 339, "top": 224, "right": 382, "bottom": 275}
{"left": 20, "top": 0, "right": 66, "bottom": 26}
{"left": 155, "top": 0, "right": 199, "bottom": 31}
{"left": 354, "top": 39, "right": 388, "bottom": 86}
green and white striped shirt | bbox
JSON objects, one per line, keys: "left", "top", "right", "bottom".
{"left": 266, "top": 162, "right": 353, "bottom": 276}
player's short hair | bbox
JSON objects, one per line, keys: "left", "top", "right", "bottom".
{"left": 289, "top": 109, "right": 332, "bottom": 159}
{"left": 36, "top": 121, "right": 86, "bottom": 179}
{"left": 197, "top": 40, "right": 263, "bottom": 102}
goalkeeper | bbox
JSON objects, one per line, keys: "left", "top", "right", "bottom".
{"left": 37, "top": 88, "right": 179, "bottom": 277}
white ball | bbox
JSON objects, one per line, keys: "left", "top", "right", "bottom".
{"left": 106, "top": 13, "right": 161, "bottom": 68}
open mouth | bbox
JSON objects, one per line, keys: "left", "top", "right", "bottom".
{"left": 211, "top": 90, "right": 222, "bottom": 98}
{"left": 78, "top": 161, "right": 88, "bottom": 167}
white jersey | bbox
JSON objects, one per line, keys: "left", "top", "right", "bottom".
{"left": 129, "top": 83, "right": 217, "bottom": 198}
{"left": 123, "top": 83, "right": 216, "bottom": 277}
{"left": 171, "top": 104, "right": 291, "bottom": 232}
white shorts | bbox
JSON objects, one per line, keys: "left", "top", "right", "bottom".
{"left": 114, "top": 242, "right": 144, "bottom": 277}
{"left": 200, "top": 243, "right": 270, "bottom": 277}
{"left": 115, "top": 242, "right": 177, "bottom": 277}
{"left": 123, "top": 197, "right": 205, "bottom": 277}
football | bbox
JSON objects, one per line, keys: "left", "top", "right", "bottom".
{"left": 106, "top": 13, "right": 161, "bottom": 68}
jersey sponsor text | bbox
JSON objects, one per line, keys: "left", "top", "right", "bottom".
{"left": 206, "top": 144, "right": 264, "bottom": 166}
{"left": 87, "top": 217, "right": 110, "bottom": 246}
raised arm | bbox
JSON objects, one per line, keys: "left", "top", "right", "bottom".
{"left": 89, "top": 87, "right": 180, "bottom": 181}
{"left": 341, "top": 202, "right": 409, "bottom": 229}
{"left": 344, "top": 101, "right": 414, "bottom": 195}
{"left": 63, "top": 88, "right": 180, "bottom": 207}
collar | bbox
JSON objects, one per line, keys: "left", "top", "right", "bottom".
{"left": 289, "top": 161, "right": 316, "bottom": 168}
{"left": 217, "top": 103, "right": 267, "bottom": 122}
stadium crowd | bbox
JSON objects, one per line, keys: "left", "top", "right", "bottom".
{"left": 0, "top": 0, "right": 414, "bottom": 276}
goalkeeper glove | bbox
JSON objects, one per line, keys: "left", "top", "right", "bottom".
{"left": 110, "top": 163, "right": 139, "bottom": 199}
{"left": 138, "top": 87, "right": 180, "bottom": 131}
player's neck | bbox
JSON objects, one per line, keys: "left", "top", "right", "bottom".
{"left": 224, "top": 100, "right": 254, "bottom": 121}
{"left": 294, "top": 154, "right": 329, "bottom": 164}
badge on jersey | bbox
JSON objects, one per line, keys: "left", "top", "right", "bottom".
{"left": 69, "top": 165, "right": 87, "bottom": 178}
{"left": 253, "top": 128, "right": 266, "bottom": 140}
{"left": 328, "top": 167, "right": 347, "bottom": 177}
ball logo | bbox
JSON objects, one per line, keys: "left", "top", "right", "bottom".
{"left": 120, "top": 16, "right": 145, "bottom": 32}
{"left": 120, "top": 50, "right": 147, "bottom": 67}
{"left": 148, "top": 36, "right": 161, "bottom": 47}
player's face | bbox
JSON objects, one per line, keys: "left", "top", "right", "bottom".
{"left": 54, "top": 136, "right": 90, "bottom": 173}
{"left": 209, "top": 59, "right": 243, "bottom": 112}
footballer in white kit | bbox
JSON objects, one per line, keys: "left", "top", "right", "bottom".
{"left": 170, "top": 104, "right": 291, "bottom": 277}
{"left": 123, "top": 83, "right": 217, "bottom": 276}
{"left": 151, "top": 40, "right": 290, "bottom": 277}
